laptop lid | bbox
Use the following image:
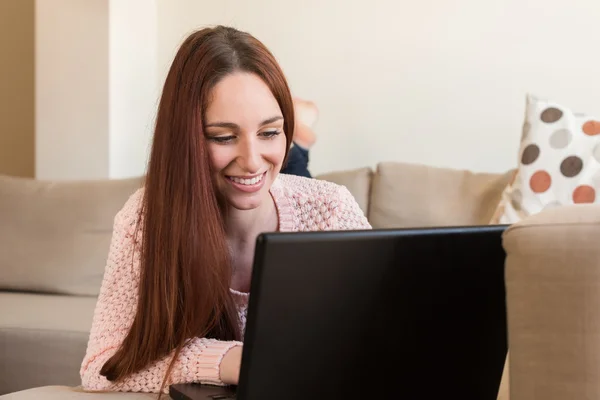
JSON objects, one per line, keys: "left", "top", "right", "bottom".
{"left": 234, "top": 224, "right": 509, "bottom": 400}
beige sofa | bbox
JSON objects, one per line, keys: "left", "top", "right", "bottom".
{"left": 2, "top": 161, "right": 598, "bottom": 400}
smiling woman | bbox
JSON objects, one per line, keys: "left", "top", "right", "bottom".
{"left": 204, "top": 73, "right": 287, "bottom": 213}
{"left": 79, "top": 25, "right": 371, "bottom": 397}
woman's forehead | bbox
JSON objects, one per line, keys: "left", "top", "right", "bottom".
{"left": 205, "top": 72, "right": 281, "bottom": 126}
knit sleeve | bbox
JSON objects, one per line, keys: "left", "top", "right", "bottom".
{"left": 332, "top": 186, "right": 372, "bottom": 230}
{"left": 80, "top": 191, "right": 242, "bottom": 393}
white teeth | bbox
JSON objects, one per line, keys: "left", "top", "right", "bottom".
{"left": 230, "top": 173, "right": 264, "bottom": 185}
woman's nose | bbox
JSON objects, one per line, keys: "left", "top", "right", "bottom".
{"left": 238, "top": 138, "right": 261, "bottom": 173}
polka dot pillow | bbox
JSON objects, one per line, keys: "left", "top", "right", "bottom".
{"left": 490, "top": 94, "right": 600, "bottom": 224}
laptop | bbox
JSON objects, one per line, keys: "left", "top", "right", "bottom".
{"left": 170, "top": 224, "right": 509, "bottom": 400}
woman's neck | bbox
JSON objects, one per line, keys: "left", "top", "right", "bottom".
{"left": 224, "top": 192, "right": 279, "bottom": 247}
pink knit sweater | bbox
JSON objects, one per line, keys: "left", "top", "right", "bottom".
{"left": 80, "top": 174, "right": 371, "bottom": 393}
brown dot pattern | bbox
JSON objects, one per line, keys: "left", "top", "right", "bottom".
{"left": 492, "top": 97, "right": 600, "bottom": 225}
{"left": 560, "top": 156, "right": 584, "bottom": 178}
{"left": 521, "top": 144, "right": 540, "bottom": 165}
{"left": 521, "top": 105, "right": 599, "bottom": 201}
{"left": 541, "top": 107, "right": 563, "bottom": 123}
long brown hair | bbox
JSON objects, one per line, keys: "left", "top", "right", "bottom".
{"left": 99, "top": 26, "right": 295, "bottom": 393}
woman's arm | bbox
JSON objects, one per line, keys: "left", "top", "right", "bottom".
{"left": 80, "top": 190, "right": 242, "bottom": 393}
{"left": 332, "top": 186, "right": 372, "bottom": 230}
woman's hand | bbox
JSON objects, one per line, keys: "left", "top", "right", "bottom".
{"left": 219, "top": 345, "right": 243, "bottom": 385}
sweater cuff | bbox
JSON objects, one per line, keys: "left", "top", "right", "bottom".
{"left": 195, "top": 340, "right": 243, "bottom": 385}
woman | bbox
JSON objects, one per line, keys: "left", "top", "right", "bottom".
{"left": 80, "top": 25, "right": 371, "bottom": 395}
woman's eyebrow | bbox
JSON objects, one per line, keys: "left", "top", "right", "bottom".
{"left": 205, "top": 115, "right": 283, "bottom": 129}
{"left": 205, "top": 121, "right": 239, "bottom": 129}
{"left": 259, "top": 116, "right": 283, "bottom": 126}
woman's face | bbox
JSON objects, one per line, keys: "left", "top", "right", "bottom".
{"left": 204, "top": 71, "right": 287, "bottom": 211}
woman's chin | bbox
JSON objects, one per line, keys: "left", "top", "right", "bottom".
{"left": 222, "top": 189, "right": 269, "bottom": 212}
{"left": 227, "top": 198, "right": 263, "bottom": 211}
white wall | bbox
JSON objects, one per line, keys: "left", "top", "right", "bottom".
{"left": 35, "top": 0, "right": 158, "bottom": 180}
{"left": 35, "top": 0, "right": 109, "bottom": 180}
{"left": 109, "top": 0, "right": 158, "bottom": 179}
{"left": 157, "top": 0, "right": 600, "bottom": 176}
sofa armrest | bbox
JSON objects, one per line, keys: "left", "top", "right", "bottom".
{"left": 502, "top": 204, "right": 600, "bottom": 400}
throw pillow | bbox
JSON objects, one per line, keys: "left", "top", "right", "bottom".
{"left": 490, "top": 94, "right": 600, "bottom": 224}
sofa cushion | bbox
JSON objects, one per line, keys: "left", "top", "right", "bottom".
{"left": 0, "top": 175, "right": 142, "bottom": 296}
{"left": 315, "top": 167, "right": 372, "bottom": 216}
{"left": 0, "top": 292, "right": 98, "bottom": 395}
{"left": 368, "top": 162, "right": 515, "bottom": 229}
{"left": 3, "top": 386, "right": 156, "bottom": 399}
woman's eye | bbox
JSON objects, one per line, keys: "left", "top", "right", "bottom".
{"left": 208, "top": 135, "right": 235, "bottom": 144}
{"left": 261, "top": 130, "right": 282, "bottom": 138}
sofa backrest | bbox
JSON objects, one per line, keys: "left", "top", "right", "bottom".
{"left": 315, "top": 167, "right": 373, "bottom": 216}
{"left": 0, "top": 174, "right": 143, "bottom": 296}
{"left": 318, "top": 162, "right": 515, "bottom": 229}
{"left": 0, "top": 162, "right": 514, "bottom": 297}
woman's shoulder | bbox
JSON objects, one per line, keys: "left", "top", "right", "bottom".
{"left": 273, "top": 173, "right": 359, "bottom": 212}
{"left": 274, "top": 173, "right": 346, "bottom": 199}
{"left": 114, "top": 187, "right": 145, "bottom": 228}
{"left": 273, "top": 173, "right": 369, "bottom": 230}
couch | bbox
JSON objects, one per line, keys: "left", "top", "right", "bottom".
{"left": 2, "top": 161, "right": 598, "bottom": 399}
